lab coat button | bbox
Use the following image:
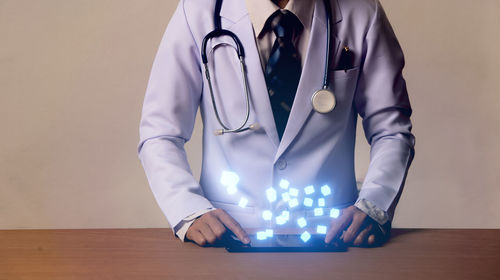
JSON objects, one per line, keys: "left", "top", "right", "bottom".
{"left": 277, "top": 159, "right": 287, "bottom": 170}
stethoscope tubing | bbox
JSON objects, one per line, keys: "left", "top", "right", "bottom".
{"left": 201, "top": 0, "right": 334, "bottom": 135}
{"left": 203, "top": 56, "right": 251, "bottom": 134}
{"left": 322, "top": 0, "right": 332, "bottom": 89}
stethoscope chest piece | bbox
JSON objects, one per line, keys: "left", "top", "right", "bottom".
{"left": 311, "top": 89, "right": 336, "bottom": 114}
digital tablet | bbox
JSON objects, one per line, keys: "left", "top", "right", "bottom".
{"left": 225, "top": 234, "right": 348, "bottom": 252}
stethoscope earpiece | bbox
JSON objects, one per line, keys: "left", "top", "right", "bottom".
{"left": 249, "top": 123, "right": 260, "bottom": 131}
{"left": 214, "top": 123, "right": 260, "bottom": 136}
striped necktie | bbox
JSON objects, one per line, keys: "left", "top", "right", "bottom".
{"left": 264, "top": 10, "right": 303, "bottom": 141}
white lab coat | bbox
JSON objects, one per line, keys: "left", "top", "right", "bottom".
{"left": 138, "top": 0, "right": 415, "bottom": 230}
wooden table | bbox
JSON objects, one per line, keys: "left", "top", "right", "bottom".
{"left": 1, "top": 229, "right": 499, "bottom": 280}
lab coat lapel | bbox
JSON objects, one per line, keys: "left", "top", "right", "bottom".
{"left": 275, "top": 0, "right": 343, "bottom": 161}
{"left": 219, "top": 0, "right": 280, "bottom": 148}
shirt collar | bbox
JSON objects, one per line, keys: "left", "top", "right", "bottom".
{"left": 245, "top": 0, "right": 314, "bottom": 38}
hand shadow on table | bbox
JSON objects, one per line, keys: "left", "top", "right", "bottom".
{"left": 350, "top": 228, "right": 425, "bottom": 248}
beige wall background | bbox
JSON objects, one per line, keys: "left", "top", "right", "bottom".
{"left": 1, "top": 0, "right": 499, "bottom": 230}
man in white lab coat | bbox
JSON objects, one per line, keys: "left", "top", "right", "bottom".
{"left": 138, "top": 0, "right": 415, "bottom": 247}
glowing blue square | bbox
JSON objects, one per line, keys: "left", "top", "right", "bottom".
{"left": 330, "top": 208, "right": 340, "bottom": 218}
{"left": 303, "top": 197, "right": 313, "bottom": 207}
{"left": 279, "top": 179, "right": 290, "bottom": 190}
{"left": 317, "top": 225, "right": 327, "bottom": 234}
{"left": 220, "top": 171, "right": 239, "bottom": 187}
{"left": 226, "top": 185, "right": 237, "bottom": 195}
{"left": 281, "top": 211, "right": 290, "bottom": 220}
{"left": 238, "top": 197, "right": 248, "bottom": 208}
{"left": 262, "top": 210, "right": 273, "bottom": 221}
{"left": 297, "top": 217, "right": 307, "bottom": 228}
{"left": 266, "top": 187, "right": 277, "bottom": 203}
{"left": 288, "top": 198, "right": 299, "bottom": 208}
{"left": 256, "top": 231, "right": 267, "bottom": 240}
{"left": 276, "top": 216, "right": 287, "bottom": 225}
{"left": 321, "top": 185, "right": 332, "bottom": 196}
{"left": 300, "top": 231, "right": 311, "bottom": 243}
{"left": 304, "top": 185, "right": 315, "bottom": 195}
{"left": 281, "top": 192, "right": 291, "bottom": 202}
{"left": 266, "top": 229, "right": 274, "bottom": 238}
{"left": 314, "top": 208, "right": 324, "bottom": 216}
{"left": 318, "top": 198, "right": 325, "bottom": 207}
{"left": 289, "top": 187, "right": 299, "bottom": 197}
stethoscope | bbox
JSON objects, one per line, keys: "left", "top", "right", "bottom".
{"left": 201, "top": 0, "right": 336, "bottom": 136}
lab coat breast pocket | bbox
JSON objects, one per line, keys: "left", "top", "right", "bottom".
{"left": 328, "top": 66, "right": 360, "bottom": 93}
{"left": 203, "top": 37, "right": 251, "bottom": 129}
{"left": 322, "top": 66, "right": 360, "bottom": 118}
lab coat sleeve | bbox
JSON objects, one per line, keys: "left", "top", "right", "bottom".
{"left": 137, "top": 0, "right": 214, "bottom": 230}
{"left": 354, "top": 0, "right": 416, "bottom": 220}
{"left": 355, "top": 198, "right": 389, "bottom": 225}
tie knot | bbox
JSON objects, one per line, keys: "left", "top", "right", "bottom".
{"left": 270, "top": 10, "right": 303, "bottom": 40}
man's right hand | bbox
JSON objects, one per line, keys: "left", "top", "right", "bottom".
{"left": 185, "top": 209, "right": 250, "bottom": 246}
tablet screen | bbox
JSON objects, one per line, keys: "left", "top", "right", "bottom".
{"left": 225, "top": 234, "right": 347, "bottom": 252}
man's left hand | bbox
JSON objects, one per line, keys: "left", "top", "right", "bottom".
{"left": 324, "top": 205, "right": 389, "bottom": 247}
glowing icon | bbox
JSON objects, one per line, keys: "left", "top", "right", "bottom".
{"left": 314, "top": 208, "right": 324, "bottom": 216}
{"left": 303, "top": 197, "right": 313, "bottom": 207}
{"left": 317, "top": 225, "right": 327, "bottom": 234}
{"left": 281, "top": 192, "right": 291, "bottom": 202}
{"left": 288, "top": 198, "right": 299, "bottom": 208}
{"left": 256, "top": 231, "right": 267, "bottom": 240}
{"left": 219, "top": 173, "right": 340, "bottom": 239}
{"left": 281, "top": 211, "right": 290, "bottom": 220}
{"left": 321, "top": 185, "right": 332, "bottom": 196}
{"left": 238, "top": 197, "right": 248, "bottom": 208}
{"left": 318, "top": 198, "right": 325, "bottom": 207}
{"left": 276, "top": 211, "right": 290, "bottom": 225}
{"left": 262, "top": 210, "right": 273, "bottom": 221}
{"left": 279, "top": 179, "right": 290, "bottom": 190}
{"left": 304, "top": 185, "right": 315, "bottom": 195}
{"left": 276, "top": 216, "right": 287, "bottom": 225}
{"left": 226, "top": 185, "right": 237, "bottom": 195}
{"left": 297, "top": 217, "right": 307, "bottom": 228}
{"left": 300, "top": 231, "right": 311, "bottom": 242}
{"left": 220, "top": 171, "right": 239, "bottom": 187}
{"left": 289, "top": 188, "right": 299, "bottom": 197}
{"left": 330, "top": 208, "right": 340, "bottom": 218}
{"left": 266, "top": 187, "right": 277, "bottom": 203}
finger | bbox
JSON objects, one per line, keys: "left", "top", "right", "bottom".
{"left": 369, "top": 223, "right": 388, "bottom": 247}
{"left": 215, "top": 210, "right": 250, "bottom": 244}
{"left": 205, "top": 214, "right": 227, "bottom": 239}
{"left": 187, "top": 229, "right": 207, "bottom": 246}
{"left": 353, "top": 224, "right": 373, "bottom": 246}
{"left": 343, "top": 212, "right": 366, "bottom": 243}
{"left": 198, "top": 222, "right": 218, "bottom": 244}
{"left": 368, "top": 234, "right": 376, "bottom": 246}
{"left": 325, "top": 213, "right": 351, "bottom": 244}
